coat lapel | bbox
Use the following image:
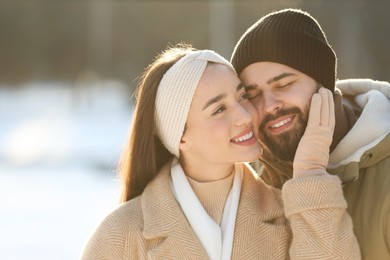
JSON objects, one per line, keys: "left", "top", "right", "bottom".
{"left": 141, "top": 162, "right": 208, "bottom": 259}
{"left": 231, "top": 164, "right": 290, "bottom": 259}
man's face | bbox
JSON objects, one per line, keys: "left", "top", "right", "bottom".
{"left": 240, "top": 62, "right": 318, "bottom": 162}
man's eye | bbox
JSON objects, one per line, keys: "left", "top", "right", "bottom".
{"left": 279, "top": 81, "right": 294, "bottom": 88}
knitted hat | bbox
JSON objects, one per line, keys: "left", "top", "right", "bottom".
{"left": 231, "top": 8, "right": 337, "bottom": 91}
{"left": 155, "top": 50, "right": 235, "bottom": 158}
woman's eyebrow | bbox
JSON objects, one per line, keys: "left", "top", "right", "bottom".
{"left": 202, "top": 94, "right": 226, "bottom": 111}
{"left": 202, "top": 82, "right": 245, "bottom": 111}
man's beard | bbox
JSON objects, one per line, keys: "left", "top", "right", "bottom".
{"left": 258, "top": 105, "right": 309, "bottom": 162}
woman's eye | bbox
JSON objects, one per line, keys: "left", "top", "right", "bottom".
{"left": 212, "top": 106, "right": 226, "bottom": 115}
{"left": 240, "top": 92, "right": 251, "bottom": 101}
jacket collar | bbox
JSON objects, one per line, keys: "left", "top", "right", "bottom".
{"left": 328, "top": 132, "right": 390, "bottom": 184}
{"left": 329, "top": 89, "right": 390, "bottom": 168}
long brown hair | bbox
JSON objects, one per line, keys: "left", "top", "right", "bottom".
{"left": 119, "top": 44, "right": 195, "bottom": 202}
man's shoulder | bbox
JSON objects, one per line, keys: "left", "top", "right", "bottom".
{"left": 364, "top": 131, "right": 390, "bottom": 169}
{"left": 343, "top": 132, "right": 390, "bottom": 191}
{"left": 336, "top": 78, "right": 390, "bottom": 98}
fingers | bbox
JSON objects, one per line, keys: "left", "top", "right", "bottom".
{"left": 328, "top": 88, "right": 335, "bottom": 131}
{"left": 318, "top": 87, "right": 335, "bottom": 128}
{"left": 319, "top": 88, "right": 329, "bottom": 126}
{"left": 306, "top": 87, "right": 335, "bottom": 129}
{"left": 307, "top": 92, "right": 321, "bottom": 127}
{"left": 293, "top": 88, "right": 334, "bottom": 177}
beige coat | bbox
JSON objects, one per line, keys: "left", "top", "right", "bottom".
{"left": 81, "top": 162, "right": 360, "bottom": 259}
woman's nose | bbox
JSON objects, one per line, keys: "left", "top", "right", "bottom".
{"left": 234, "top": 103, "right": 253, "bottom": 127}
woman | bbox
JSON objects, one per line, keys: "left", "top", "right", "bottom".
{"left": 81, "top": 45, "right": 360, "bottom": 259}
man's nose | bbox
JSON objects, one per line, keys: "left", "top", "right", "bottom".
{"left": 263, "top": 93, "right": 282, "bottom": 114}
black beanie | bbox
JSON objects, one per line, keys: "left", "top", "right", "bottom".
{"left": 231, "top": 9, "right": 337, "bottom": 91}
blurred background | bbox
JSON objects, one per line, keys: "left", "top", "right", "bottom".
{"left": 0, "top": 0, "right": 389, "bottom": 259}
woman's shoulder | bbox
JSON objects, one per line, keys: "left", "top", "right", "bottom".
{"left": 82, "top": 164, "right": 173, "bottom": 259}
{"left": 87, "top": 196, "right": 144, "bottom": 243}
{"left": 99, "top": 163, "right": 172, "bottom": 232}
{"left": 101, "top": 163, "right": 173, "bottom": 230}
{"left": 81, "top": 197, "right": 144, "bottom": 259}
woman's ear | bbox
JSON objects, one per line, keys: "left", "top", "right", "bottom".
{"left": 179, "top": 134, "right": 191, "bottom": 152}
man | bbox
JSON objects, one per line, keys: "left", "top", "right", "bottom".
{"left": 231, "top": 8, "right": 390, "bottom": 259}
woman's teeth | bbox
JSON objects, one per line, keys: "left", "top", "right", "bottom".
{"left": 233, "top": 131, "right": 253, "bottom": 142}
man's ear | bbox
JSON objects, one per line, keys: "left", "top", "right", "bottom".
{"left": 179, "top": 134, "right": 191, "bottom": 152}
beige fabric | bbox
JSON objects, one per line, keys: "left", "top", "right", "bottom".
{"left": 187, "top": 172, "right": 234, "bottom": 224}
{"left": 81, "top": 162, "right": 360, "bottom": 259}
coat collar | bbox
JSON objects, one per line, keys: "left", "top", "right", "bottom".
{"left": 141, "top": 161, "right": 285, "bottom": 258}
{"left": 141, "top": 161, "right": 208, "bottom": 258}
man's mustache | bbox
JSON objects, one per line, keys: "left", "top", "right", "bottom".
{"left": 259, "top": 107, "right": 302, "bottom": 131}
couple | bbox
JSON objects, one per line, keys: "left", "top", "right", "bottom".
{"left": 82, "top": 8, "right": 390, "bottom": 259}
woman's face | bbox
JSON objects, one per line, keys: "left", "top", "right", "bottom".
{"left": 180, "top": 64, "right": 261, "bottom": 167}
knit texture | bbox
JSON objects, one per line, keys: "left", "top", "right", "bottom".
{"left": 187, "top": 172, "right": 234, "bottom": 224}
{"left": 231, "top": 8, "right": 337, "bottom": 91}
{"left": 155, "top": 50, "right": 235, "bottom": 157}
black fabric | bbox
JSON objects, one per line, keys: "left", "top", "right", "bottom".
{"left": 231, "top": 8, "right": 337, "bottom": 91}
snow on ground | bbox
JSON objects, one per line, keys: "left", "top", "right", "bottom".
{"left": 0, "top": 81, "right": 133, "bottom": 259}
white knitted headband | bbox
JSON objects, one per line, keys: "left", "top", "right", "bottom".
{"left": 155, "top": 50, "right": 236, "bottom": 158}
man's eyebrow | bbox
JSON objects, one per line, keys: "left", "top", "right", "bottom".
{"left": 202, "top": 94, "right": 226, "bottom": 111}
{"left": 244, "top": 84, "right": 257, "bottom": 91}
{"left": 267, "top": 72, "right": 295, "bottom": 84}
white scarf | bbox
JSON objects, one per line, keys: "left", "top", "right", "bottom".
{"left": 170, "top": 159, "right": 242, "bottom": 260}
